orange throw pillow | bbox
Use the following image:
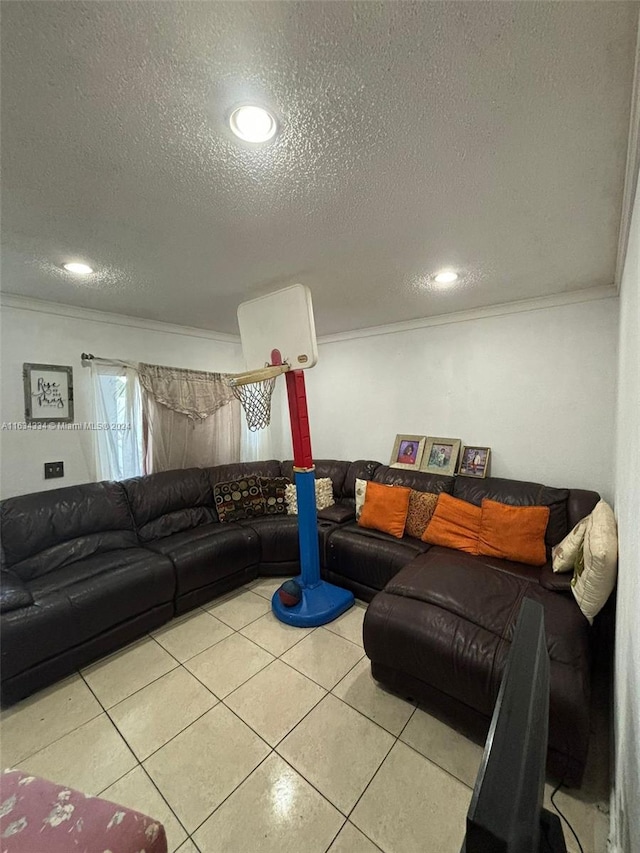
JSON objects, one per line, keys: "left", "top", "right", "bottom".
{"left": 421, "top": 493, "right": 482, "bottom": 554}
{"left": 358, "top": 481, "right": 411, "bottom": 538}
{"left": 478, "top": 499, "right": 550, "bottom": 566}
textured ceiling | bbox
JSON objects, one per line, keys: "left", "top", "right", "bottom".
{"left": 1, "top": 1, "right": 638, "bottom": 335}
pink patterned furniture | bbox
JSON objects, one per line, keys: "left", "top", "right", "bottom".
{"left": 0, "top": 770, "right": 168, "bottom": 853}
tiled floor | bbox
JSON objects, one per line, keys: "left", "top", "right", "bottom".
{"left": 0, "top": 579, "right": 610, "bottom": 853}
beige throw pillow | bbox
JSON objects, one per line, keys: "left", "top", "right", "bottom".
{"left": 355, "top": 478, "right": 368, "bottom": 520}
{"left": 571, "top": 500, "right": 617, "bottom": 624}
{"left": 552, "top": 517, "right": 588, "bottom": 573}
{"left": 285, "top": 478, "right": 335, "bottom": 515}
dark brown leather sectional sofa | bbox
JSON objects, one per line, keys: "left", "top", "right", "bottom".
{"left": 0, "top": 458, "right": 604, "bottom": 786}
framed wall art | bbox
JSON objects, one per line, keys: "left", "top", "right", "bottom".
{"left": 23, "top": 363, "right": 74, "bottom": 424}
{"left": 459, "top": 445, "right": 491, "bottom": 478}
{"left": 421, "top": 437, "right": 461, "bottom": 476}
{"left": 389, "top": 434, "right": 426, "bottom": 470}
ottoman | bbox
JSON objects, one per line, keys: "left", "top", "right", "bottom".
{"left": 0, "top": 770, "right": 168, "bottom": 853}
{"left": 363, "top": 549, "right": 592, "bottom": 786}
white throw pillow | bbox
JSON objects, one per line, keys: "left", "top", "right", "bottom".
{"left": 571, "top": 500, "right": 617, "bottom": 624}
{"left": 285, "top": 478, "right": 335, "bottom": 515}
{"left": 355, "top": 478, "right": 368, "bottom": 520}
{"left": 552, "top": 517, "right": 588, "bottom": 573}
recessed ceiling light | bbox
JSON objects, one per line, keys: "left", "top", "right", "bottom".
{"left": 63, "top": 262, "right": 93, "bottom": 275}
{"left": 229, "top": 105, "right": 277, "bottom": 143}
{"left": 434, "top": 270, "right": 459, "bottom": 284}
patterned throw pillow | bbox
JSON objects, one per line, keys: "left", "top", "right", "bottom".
{"left": 259, "top": 476, "right": 291, "bottom": 515}
{"left": 355, "top": 478, "right": 368, "bottom": 520}
{"left": 214, "top": 477, "right": 266, "bottom": 522}
{"left": 285, "top": 478, "right": 335, "bottom": 514}
{"left": 405, "top": 490, "right": 439, "bottom": 539}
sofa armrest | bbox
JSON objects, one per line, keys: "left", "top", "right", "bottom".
{"left": 539, "top": 563, "right": 572, "bottom": 593}
{"left": 1, "top": 570, "right": 34, "bottom": 612}
{"left": 317, "top": 503, "right": 356, "bottom": 524}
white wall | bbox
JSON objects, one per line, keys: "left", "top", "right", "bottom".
{"left": 611, "top": 181, "right": 639, "bottom": 853}
{"left": 275, "top": 294, "right": 619, "bottom": 500}
{"left": 0, "top": 297, "right": 243, "bottom": 499}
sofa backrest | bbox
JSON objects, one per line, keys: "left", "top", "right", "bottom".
{"left": 342, "top": 460, "right": 384, "bottom": 500}
{"left": 452, "top": 476, "right": 571, "bottom": 547}
{"left": 280, "top": 460, "right": 350, "bottom": 499}
{"left": 567, "top": 489, "right": 600, "bottom": 530}
{"left": 206, "top": 461, "right": 282, "bottom": 489}
{"left": 1, "top": 482, "right": 138, "bottom": 581}
{"left": 122, "top": 468, "right": 215, "bottom": 543}
{"left": 373, "top": 465, "right": 455, "bottom": 495}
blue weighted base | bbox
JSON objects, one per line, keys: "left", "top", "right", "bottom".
{"left": 272, "top": 578, "right": 354, "bottom": 627}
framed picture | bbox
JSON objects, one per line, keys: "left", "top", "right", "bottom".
{"left": 23, "top": 363, "right": 74, "bottom": 424}
{"left": 389, "top": 434, "right": 426, "bottom": 470}
{"left": 459, "top": 446, "right": 491, "bottom": 478}
{"left": 421, "top": 437, "right": 461, "bottom": 476}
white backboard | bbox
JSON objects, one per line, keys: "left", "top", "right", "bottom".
{"left": 237, "top": 283, "right": 318, "bottom": 371}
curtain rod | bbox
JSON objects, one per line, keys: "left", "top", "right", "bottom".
{"left": 81, "top": 353, "right": 134, "bottom": 368}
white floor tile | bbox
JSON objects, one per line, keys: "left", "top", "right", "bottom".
{"left": 327, "top": 821, "right": 382, "bottom": 852}
{"left": 152, "top": 610, "right": 233, "bottom": 662}
{"left": 240, "top": 612, "right": 314, "bottom": 656}
{"left": 277, "top": 694, "right": 394, "bottom": 813}
{"left": 82, "top": 637, "right": 178, "bottom": 708}
{"left": 185, "top": 632, "right": 274, "bottom": 698}
{"left": 18, "top": 714, "right": 136, "bottom": 795}
{"left": 143, "top": 704, "right": 270, "bottom": 832}
{"left": 333, "top": 658, "right": 415, "bottom": 736}
{"left": 225, "top": 660, "right": 325, "bottom": 746}
{"left": 109, "top": 668, "right": 217, "bottom": 760}
{"left": 206, "top": 589, "right": 271, "bottom": 630}
{"left": 0, "top": 674, "right": 102, "bottom": 766}
{"left": 324, "top": 604, "right": 366, "bottom": 647}
{"left": 193, "top": 753, "right": 343, "bottom": 853}
{"left": 100, "top": 765, "right": 188, "bottom": 852}
{"left": 400, "top": 706, "right": 483, "bottom": 787}
{"left": 282, "top": 627, "right": 364, "bottom": 689}
{"left": 351, "top": 741, "right": 471, "bottom": 853}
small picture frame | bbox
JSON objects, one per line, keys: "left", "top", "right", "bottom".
{"left": 421, "top": 437, "right": 461, "bottom": 477}
{"left": 23, "top": 363, "right": 74, "bottom": 424}
{"left": 390, "top": 434, "right": 426, "bottom": 470}
{"left": 459, "top": 446, "right": 491, "bottom": 478}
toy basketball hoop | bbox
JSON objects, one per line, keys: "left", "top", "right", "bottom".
{"left": 233, "top": 283, "right": 354, "bottom": 627}
{"left": 228, "top": 364, "right": 289, "bottom": 431}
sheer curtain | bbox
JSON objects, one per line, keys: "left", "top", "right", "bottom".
{"left": 137, "top": 363, "right": 241, "bottom": 473}
{"left": 90, "top": 362, "right": 144, "bottom": 480}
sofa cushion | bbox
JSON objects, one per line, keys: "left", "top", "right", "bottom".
{"left": 2, "top": 549, "right": 175, "bottom": 679}
{"left": 453, "top": 476, "right": 569, "bottom": 547}
{"left": 122, "top": 468, "right": 214, "bottom": 541}
{"left": 0, "top": 570, "right": 34, "bottom": 613}
{"left": 146, "top": 523, "right": 260, "bottom": 596}
{"left": 422, "top": 494, "right": 482, "bottom": 555}
{"left": 571, "top": 500, "right": 617, "bottom": 624}
{"left": 478, "top": 499, "right": 550, "bottom": 566}
{"left": 1, "top": 482, "right": 137, "bottom": 578}
{"left": 214, "top": 477, "right": 267, "bottom": 522}
{"left": 239, "top": 515, "right": 300, "bottom": 565}
{"left": 317, "top": 502, "right": 355, "bottom": 524}
{"left": 206, "top": 461, "right": 282, "bottom": 491}
{"left": 373, "top": 465, "right": 455, "bottom": 495}
{"left": 326, "top": 523, "right": 428, "bottom": 593}
{"left": 358, "top": 482, "right": 411, "bottom": 538}
{"left": 552, "top": 517, "right": 589, "bottom": 573}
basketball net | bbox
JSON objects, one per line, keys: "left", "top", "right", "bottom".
{"left": 227, "top": 363, "right": 290, "bottom": 431}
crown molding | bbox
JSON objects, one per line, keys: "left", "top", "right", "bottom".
{"left": 317, "top": 286, "right": 618, "bottom": 345}
{"left": 0, "top": 293, "right": 241, "bottom": 344}
{"left": 615, "top": 11, "right": 640, "bottom": 293}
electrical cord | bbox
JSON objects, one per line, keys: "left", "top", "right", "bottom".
{"left": 549, "top": 778, "right": 585, "bottom": 853}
